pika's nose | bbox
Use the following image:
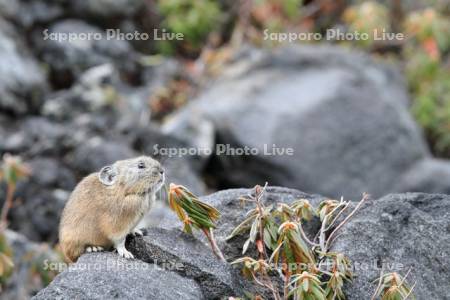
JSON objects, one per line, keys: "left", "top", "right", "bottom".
{"left": 159, "top": 167, "right": 165, "bottom": 175}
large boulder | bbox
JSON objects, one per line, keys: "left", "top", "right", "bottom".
{"left": 0, "top": 19, "right": 46, "bottom": 115}
{"left": 32, "top": 252, "right": 204, "bottom": 300}
{"left": 30, "top": 188, "right": 450, "bottom": 299}
{"left": 163, "top": 45, "right": 450, "bottom": 200}
{"left": 128, "top": 228, "right": 246, "bottom": 299}
{"left": 67, "top": 136, "right": 137, "bottom": 175}
{"left": 331, "top": 193, "right": 450, "bottom": 300}
{"left": 32, "top": 187, "right": 322, "bottom": 299}
{"left": 394, "top": 159, "right": 450, "bottom": 195}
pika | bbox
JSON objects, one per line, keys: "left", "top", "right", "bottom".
{"left": 59, "top": 156, "right": 165, "bottom": 262}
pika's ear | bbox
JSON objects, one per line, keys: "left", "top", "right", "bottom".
{"left": 98, "top": 165, "right": 117, "bottom": 186}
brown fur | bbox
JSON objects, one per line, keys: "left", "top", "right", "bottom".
{"left": 59, "top": 156, "right": 163, "bottom": 262}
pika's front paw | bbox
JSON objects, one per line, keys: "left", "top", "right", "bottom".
{"left": 86, "top": 246, "right": 104, "bottom": 253}
{"left": 131, "top": 228, "right": 144, "bottom": 236}
{"left": 116, "top": 245, "right": 134, "bottom": 259}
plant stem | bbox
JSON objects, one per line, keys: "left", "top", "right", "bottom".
{"left": 298, "top": 222, "right": 319, "bottom": 247}
{"left": 283, "top": 270, "right": 291, "bottom": 300}
{"left": 262, "top": 268, "right": 281, "bottom": 300}
{"left": 202, "top": 228, "right": 226, "bottom": 262}
{"left": 370, "top": 265, "right": 384, "bottom": 300}
{"left": 0, "top": 183, "right": 15, "bottom": 232}
{"left": 250, "top": 270, "right": 281, "bottom": 300}
{"left": 325, "top": 193, "right": 369, "bottom": 250}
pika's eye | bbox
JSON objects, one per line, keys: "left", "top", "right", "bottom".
{"left": 137, "top": 162, "right": 146, "bottom": 169}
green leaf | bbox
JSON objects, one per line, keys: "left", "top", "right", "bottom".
{"left": 242, "top": 239, "right": 251, "bottom": 255}
{"left": 226, "top": 213, "right": 258, "bottom": 240}
{"left": 269, "top": 240, "right": 284, "bottom": 263}
{"left": 249, "top": 217, "right": 259, "bottom": 243}
{"left": 310, "top": 286, "right": 326, "bottom": 300}
{"left": 302, "top": 278, "right": 309, "bottom": 292}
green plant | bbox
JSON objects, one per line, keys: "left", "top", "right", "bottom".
{"left": 29, "top": 252, "right": 60, "bottom": 287}
{"left": 0, "top": 154, "right": 30, "bottom": 283}
{"left": 229, "top": 184, "right": 378, "bottom": 300}
{"left": 0, "top": 154, "right": 31, "bottom": 230}
{"left": 342, "top": 1, "right": 390, "bottom": 48}
{"left": 320, "top": 253, "right": 353, "bottom": 300}
{"left": 403, "top": 8, "right": 450, "bottom": 157}
{"left": 342, "top": 3, "right": 450, "bottom": 157}
{"left": 168, "top": 183, "right": 225, "bottom": 262}
{"left": 157, "top": 0, "right": 222, "bottom": 53}
{"left": 288, "top": 271, "right": 326, "bottom": 300}
{"left": 0, "top": 233, "right": 13, "bottom": 281}
{"left": 371, "top": 270, "right": 415, "bottom": 300}
{"left": 149, "top": 79, "right": 192, "bottom": 121}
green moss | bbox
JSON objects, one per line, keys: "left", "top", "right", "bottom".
{"left": 157, "top": 0, "right": 222, "bottom": 54}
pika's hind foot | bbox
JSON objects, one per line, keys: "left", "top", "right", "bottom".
{"left": 86, "top": 246, "right": 104, "bottom": 253}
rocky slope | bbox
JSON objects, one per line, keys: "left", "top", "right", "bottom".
{"left": 164, "top": 46, "right": 450, "bottom": 200}
{"left": 33, "top": 187, "right": 450, "bottom": 299}
{"left": 0, "top": 1, "right": 449, "bottom": 298}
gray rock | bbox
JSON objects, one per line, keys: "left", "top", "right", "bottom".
{"left": 132, "top": 126, "right": 207, "bottom": 194}
{"left": 0, "top": 0, "right": 63, "bottom": 29}
{"left": 331, "top": 193, "right": 450, "bottom": 300}
{"left": 41, "top": 59, "right": 183, "bottom": 133}
{"left": 32, "top": 252, "right": 204, "bottom": 300}
{"left": 27, "top": 157, "right": 76, "bottom": 190}
{"left": 42, "top": 64, "right": 122, "bottom": 121}
{"left": 68, "top": 136, "right": 137, "bottom": 175}
{"left": 8, "top": 187, "right": 68, "bottom": 242}
{"left": 42, "top": 61, "right": 174, "bottom": 131}
{"left": 30, "top": 187, "right": 323, "bottom": 300}
{"left": 128, "top": 227, "right": 244, "bottom": 299}
{"left": 29, "top": 187, "right": 450, "bottom": 300}
{"left": 2, "top": 230, "right": 60, "bottom": 300}
{"left": 162, "top": 117, "right": 215, "bottom": 170}
{"left": 164, "top": 45, "right": 434, "bottom": 200}
{"left": 34, "top": 19, "right": 138, "bottom": 88}
{"left": 70, "top": 0, "right": 145, "bottom": 20}
{"left": 4, "top": 158, "right": 74, "bottom": 242}
{"left": 0, "top": 117, "right": 73, "bottom": 156}
{"left": 163, "top": 158, "right": 207, "bottom": 196}
{"left": 395, "top": 158, "right": 450, "bottom": 194}
{"left": 0, "top": 19, "right": 46, "bottom": 115}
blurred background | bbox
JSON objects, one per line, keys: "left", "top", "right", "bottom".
{"left": 0, "top": 0, "right": 449, "bottom": 298}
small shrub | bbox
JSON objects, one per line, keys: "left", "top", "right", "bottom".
{"left": 229, "top": 184, "right": 370, "bottom": 299}
{"left": 404, "top": 8, "right": 450, "bottom": 157}
{"left": 343, "top": 1, "right": 390, "bottom": 48}
{"left": 372, "top": 270, "right": 415, "bottom": 300}
{"left": 168, "top": 183, "right": 225, "bottom": 261}
{"left": 0, "top": 234, "right": 13, "bottom": 282}
{"left": 0, "top": 154, "right": 30, "bottom": 286}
